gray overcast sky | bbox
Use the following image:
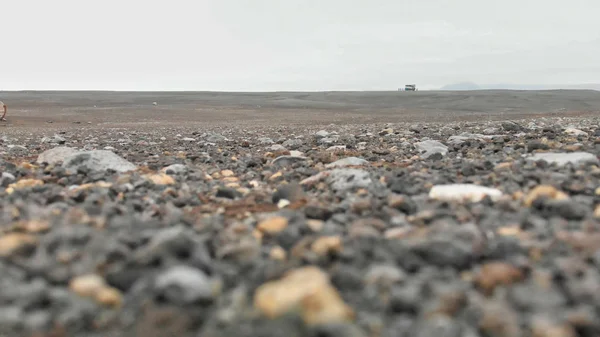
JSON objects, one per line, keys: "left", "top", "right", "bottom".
{"left": 2, "top": 0, "right": 599, "bottom": 91}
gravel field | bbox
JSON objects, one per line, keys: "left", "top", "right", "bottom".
{"left": 1, "top": 90, "right": 600, "bottom": 336}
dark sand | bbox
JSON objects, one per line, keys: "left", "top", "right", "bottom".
{"left": 1, "top": 90, "right": 599, "bottom": 129}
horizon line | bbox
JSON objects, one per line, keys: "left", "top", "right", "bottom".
{"left": 1, "top": 88, "right": 598, "bottom": 94}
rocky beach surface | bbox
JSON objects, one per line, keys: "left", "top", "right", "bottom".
{"left": 1, "top": 116, "right": 600, "bottom": 336}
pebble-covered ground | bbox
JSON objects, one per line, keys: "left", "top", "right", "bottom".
{"left": 1, "top": 115, "right": 600, "bottom": 337}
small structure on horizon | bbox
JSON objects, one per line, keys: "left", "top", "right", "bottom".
{"left": 404, "top": 84, "right": 417, "bottom": 91}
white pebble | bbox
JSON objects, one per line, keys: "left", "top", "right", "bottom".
{"left": 429, "top": 184, "right": 503, "bottom": 203}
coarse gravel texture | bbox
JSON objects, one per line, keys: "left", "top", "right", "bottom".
{"left": 1, "top": 91, "right": 600, "bottom": 336}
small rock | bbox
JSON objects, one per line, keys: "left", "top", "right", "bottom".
{"left": 6, "top": 179, "right": 44, "bottom": 194}
{"left": 36, "top": 146, "right": 79, "bottom": 165}
{"left": 483, "top": 127, "right": 500, "bottom": 135}
{"left": 0, "top": 307, "right": 23, "bottom": 331}
{"left": 364, "top": 264, "right": 405, "bottom": 288}
{"left": 414, "top": 140, "right": 449, "bottom": 158}
{"left": 496, "top": 226, "right": 522, "bottom": 237}
{"left": 15, "top": 219, "right": 50, "bottom": 233}
{"left": 527, "top": 152, "right": 599, "bottom": 166}
{"left": 257, "top": 216, "right": 289, "bottom": 235}
{"left": 24, "top": 310, "right": 52, "bottom": 332}
{"left": 475, "top": 262, "right": 525, "bottom": 296}
{"left": 258, "top": 137, "right": 274, "bottom": 145}
{"left": 325, "top": 157, "right": 369, "bottom": 168}
{"left": 447, "top": 136, "right": 470, "bottom": 145}
{"left": 530, "top": 315, "right": 577, "bottom": 337}
{"left": 501, "top": 121, "right": 524, "bottom": 132}
{"left": 221, "top": 169, "right": 235, "bottom": 177}
{"left": 562, "top": 143, "right": 584, "bottom": 152}
{"left": 95, "top": 287, "right": 123, "bottom": 308}
{"left": 478, "top": 300, "right": 522, "bottom": 337}
{"left": 269, "top": 246, "right": 287, "bottom": 261}
{"left": 543, "top": 199, "right": 588, "bottom": 220}
{"left": 62, "top": 150, "right": 137, "bottom": 173}
{"left": 379, "top": 128, "right": 393, "bottom": 136}
{"left": 318, "top": 137, "right": 339, "bottom": 145}
{"left": 69, "top": 274, "right": 107, "bottom": 297}
{"left": 0, "top": 233, "right": 37, "bottom": 257}
{"left": 300, "top": 171, "right": 329, "bottom": 187}
{"left": 272, "top": 183, "right": 305, "bottom": 203}
{"left": 272, "top": 155, "right": 307, "bottom": 167}
{"left": 412, "top": 316, "right": 463, "bottom": 337}
{"left": 282, "top": 139, "right": 303, "bottom": 149}
{"left": 268, "top": 171, "right": 283, "bottom": 181}
{"left": 527, "top": 140, "right": 550, "bottom": 152}
{"left": 564, "top": 127, "right": 588, "bottom": 137}
{"left": 494, "top": 162, "right": 513, "bottom": 171}
{"left": 311, "top": 236, "right": 343, "bottom": 256}
{"left": 524, "top": 185, "right": 569, "bottom": 207}
{"left": 327, "top": 169, "right": 372, "bottom": 192}
{"left": 253, "top": 266, "right": 354, "bottom": 325}
{"left": 7, "top": 145, "right": 28, "bottom": 155}
{"left": 409, "top": 125, "right": 423, "bottom": 133}
{"left": 315, "top": 130, "right": 330, "bottom": 138}
{"left": 145, "top": 173, "right": 176, "bottom": 185}
{"left": 206, "top": 133, "right": 228, "bottom": 143}
{"left": 306, "top": 219, "right": 325, "bottom": 232}
{"left": 216, "top": 187, "right": 242, "bottom": 199}
{"left": 429, "top": 184, "right": 503, "bottom": 203}
{"left": 327, "top": 145, "right": 347, "bottom": 152}
{"left": 0, "top": 172, "right": 15, "bottom": 187}
{"left": 387, "top": 194, "right": 417, "bottom": 214}
{"left": 154, "top": 265, "right": 214, "bottom": 305}
{"left": 161, "top": 164, "right": 188, "bottom": 175}
{"left": 460, "top": 162, "right": 477, "bottom": 176}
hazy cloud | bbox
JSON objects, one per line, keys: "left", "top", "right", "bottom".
{"left": 2, "top": 0, "right": 599, "bottom": 90}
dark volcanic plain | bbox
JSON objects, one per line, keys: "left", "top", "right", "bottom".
{"left": 1, "top": 90, "right": 600, "bottom": 337}
{"left": 3, "top": 89, "right": 600, "bottom": 128}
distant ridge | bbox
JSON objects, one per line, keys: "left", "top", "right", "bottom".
{"left": 440, "top": 82, "right": 600, "bottom": 91}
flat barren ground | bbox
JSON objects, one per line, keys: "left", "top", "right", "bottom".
{"left": 1, "top": 90, "right": 600, "bottom": 336}
{"left": 2, "top": 89, "right": 600, "bottom": 129}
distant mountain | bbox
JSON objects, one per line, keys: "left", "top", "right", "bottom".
{"left": 440, "top": 82, "right": 600, "bottom": 91}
